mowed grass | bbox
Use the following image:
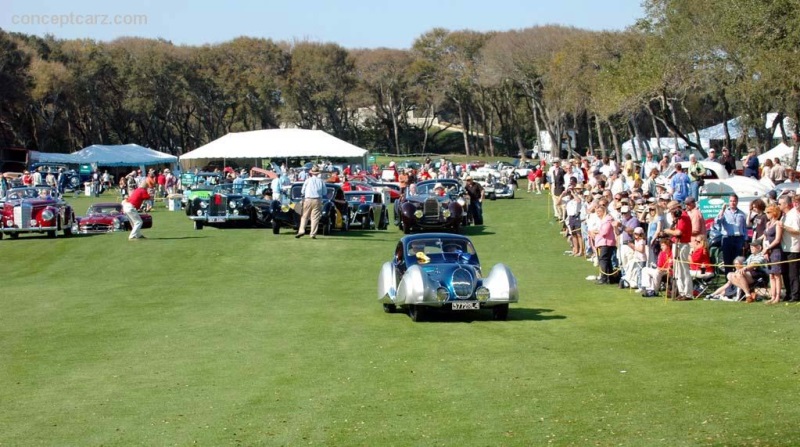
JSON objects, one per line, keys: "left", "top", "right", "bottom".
{"left": 2, "top": 188, "right": 800, "bottom": 446}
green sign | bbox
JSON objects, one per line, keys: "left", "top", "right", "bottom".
{"left": 368, "top": 155, "right": 376, "bottom": 163}
{"left": 698, "top": 194, "right": 727, "bottom": 218}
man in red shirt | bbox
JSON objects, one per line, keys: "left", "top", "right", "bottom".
{"left": 663, "top": 200, "right": 694, "bottom": 299}
{"left": 122, "top": 182, "right": 151, "bottom": 240}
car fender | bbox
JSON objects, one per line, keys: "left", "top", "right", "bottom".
{"left": 396, "top": 264, "right": 439, "bottom": 306}
{"left": 377, "top": 261, "right": 397, "bottom": 303}
{"left": 483, "top": 263, "right": 519, "bottom": 303}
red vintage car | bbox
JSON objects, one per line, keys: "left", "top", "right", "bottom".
{"left": 77, "top": 202, "right": 153, "bottom": 234}
{"left": 0, "top": 187, "right": 75, "bottom": 239}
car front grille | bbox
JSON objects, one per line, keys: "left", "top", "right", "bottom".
{"left": 81, "top": 223, "right": 113, "bottom": 232}
{"left": 209, "top": 196, "right": 227, "bottom": 216}
{"left": 423, "top": 198, "right": 439, "bottom": 217}
{"left": 452, "top": 268, "right": 474, "bottom": 299}
{"left": 14, "top": 204, "right": 32, "bottom": 228}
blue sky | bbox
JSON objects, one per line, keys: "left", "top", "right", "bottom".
{"left": 1, "top": 0, "right": 644, "bottom": 48}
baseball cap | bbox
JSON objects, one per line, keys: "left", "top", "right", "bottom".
{"left": 658, "top": 193, "right": 671, "bottom": 201}
{"left": 620, "top": 205, "right": 631, "bottom": 214}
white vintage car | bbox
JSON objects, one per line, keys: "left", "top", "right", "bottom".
{"left": 661, "top": 160, "right": 774, "bottom": 215}
{"left": 465, "top": 170, "right": 515, "bottom": 199}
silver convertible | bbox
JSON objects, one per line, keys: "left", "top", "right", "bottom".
{"left": 378, "top": 233, "right": 518, "bottom": 321}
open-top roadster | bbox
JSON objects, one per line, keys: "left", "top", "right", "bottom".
{"left": 0, "top": 186, "right": 75, "bottom": 239}
{"left": 77, "top": 202, "right": 153, "bottom": 234}
{"left": 378, "top": 233, "right": 518, "bottom": 321}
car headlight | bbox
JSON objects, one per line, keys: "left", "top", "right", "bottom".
{"left": 475, "top": 287, "right": 490, "bottom": 302}
{"left": 414, "top": 210, "right": 423, "bottom": 218}
{"left": 436, "top": 287, "right": 449, "bottom": 302}
{"left": 233, "top": 209, "right": 239, "bottom": 215}
{"left": 281, "top": 204, "right": 290, "bottom": 212}
{"left": 457, "top": 198, "right": 466, "bottom": 207}
{"left": 230, "top": 201, "right": 239, "bottom": 209}
{"left": 200, "top": 201, "right": 208, "bottom": 209}
{"left": 442, "top": 209, "right": 451, "bottom": 218}
{"left": 41, "top": 210, "right": 54, "bottom": 221}
{"left": 196, "top": 210, "right": 203, "bottom": 216}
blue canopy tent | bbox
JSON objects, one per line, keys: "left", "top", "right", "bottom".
{"left": 30, "top": 144, "right": 177, "bottom": 167}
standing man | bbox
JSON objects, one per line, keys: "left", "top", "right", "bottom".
{"left": 715, "top": 194, "right": 748, "bottom": 272}
{"left": 719, "top": 147, "right": 736, "bottom": 175}
{"left": 642, "top": 151, "right": 660, "bottom": 178}
{"left": 684, "top": 196, "right": 705, "bottom": 236}
{"left": 550, "top": 159, "right": 565, "bottom": 220}
{"left": 687, "top": 154, "right": 705, "bottom": 202}
{"left": 122, "top": 181, "right": 151, "bottom": 240}
{"left": 779, "top": 195, "right": 800, "bottom": 302}
{"left": 670, "top": 163, "right": 691, "bottom": 203}
{"left": 663, "top": 201, "right": 693, "bottom": 299}
{"left": 464, "top": 176, "right": 485, "bottom": 225}
{"left": 296, "top": 166, "right": 326, "bottom": 239}
{"left": 743, "top": 149, "right": 760, "bottom": 179}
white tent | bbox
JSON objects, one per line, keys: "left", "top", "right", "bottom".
{"left": 30, "top": 144, "right": 177, "bottom": 167}
{"left": 758, "top": 142, "right": 793, "bottom": 164}
{"left": 180, "top": 129, "right": 368, "bottom": 161}
{"left": 694, "top": 117, "right": 756, "bottom": 140}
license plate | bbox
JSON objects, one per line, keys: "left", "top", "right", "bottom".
{"left": 451, "top": 301, "right": 479, "bottom": 310}
{"left": 208, "top": 216, "right": 225, "bottom": 223}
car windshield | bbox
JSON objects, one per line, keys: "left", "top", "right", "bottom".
{"left": 346, "top": 193, "right": 373, "bottom": 204}
{"left": 415, "top": 181, "right": 459, "bottom": 196}
{"left": 7, "top": 187, "right": 53, "bottom": 200}
{"left": 88, "top": 205, "right": 123, "bottom": 215}
{"left": 406, "top": 238, "right": 477, "bottom": 265}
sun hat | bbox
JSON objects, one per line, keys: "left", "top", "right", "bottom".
{"left": 659, "top": 193, "right": 671, "bottom": 201}
{"left": 634, "top": 227, "right": 644, "bottom": 234}
{"left": 620, "top": 205, "right": 631, "bottom": 214}
{"left": 310, "top": 166, "right": 320, "bottom": 174}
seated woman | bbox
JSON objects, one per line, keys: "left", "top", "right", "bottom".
{"left": 708, "top": 240, "right": 767, "bottom": 301}
{"left": 639, "top": 238, "right": 673, "bottom": 296}
{"left": 689, "top": 234, "right": 714, "bottom": 279}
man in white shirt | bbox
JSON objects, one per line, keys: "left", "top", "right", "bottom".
{"left": 642, "top": 151, "right": 660, "bottom": 177}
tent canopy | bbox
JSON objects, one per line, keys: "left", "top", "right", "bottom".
{"left": 693, "top": 117, "right": 756, "bottom": 140}
{"left": 179, "top": 129, "right": 368, "bottom": 160}
{"left": 30, "top": 144, "right": 177, "bottom": 167}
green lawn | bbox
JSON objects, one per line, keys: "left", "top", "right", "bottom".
{"left": 1, "top": 188, "right": 799, "bottom": 446}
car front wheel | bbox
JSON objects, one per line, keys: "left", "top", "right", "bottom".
{"left": 383, "top": 303, "right": 396, "bottom": 313}
{"left": 492, "top": 304, "right": 509, "bottom": 321}
{"left": 194, "top": 220, "right": 204, "bottom": 230}
{"left": 408, "top": 305, "right": 425, "bottom": 322}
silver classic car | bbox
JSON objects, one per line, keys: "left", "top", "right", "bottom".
{"left": 378, "top": 233, "right": 518, "bottom": 321}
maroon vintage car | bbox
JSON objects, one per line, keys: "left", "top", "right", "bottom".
{"left": 76, "top": 202, "right": 153, "bottom": 234}
{"left": 0, "top": 186, "right": 75, "bottom": 239}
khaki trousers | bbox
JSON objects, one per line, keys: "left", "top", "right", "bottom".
{"left": 298, "top": 198, "right": 322, "bottom": 236}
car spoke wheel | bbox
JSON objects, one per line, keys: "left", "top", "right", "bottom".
{"left": 343, "top": 214, "right": 350, "bottom": 231}
{"left": 492, "top": 304, "right": 509, "bottom": 321}
{"left": 383, "top": 303, "right": 396, "bottom": 313}
{"left": 322, "top": 219, "right": 332, "bottom": 236}
{"left": 194, "top": 220, "right": 204, "bottom": 230}
{"left": 408, "top": 305, "right": 425, "bottom": 322}
{"left": 272, "top": 219, "right": 281, "bottom": 234}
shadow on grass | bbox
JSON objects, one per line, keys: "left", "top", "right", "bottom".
{"left": 405, "top": 307, "right": 565, "bottom": 323}
{"left": 462, "top": 226, "right": 495, "bottom": 236}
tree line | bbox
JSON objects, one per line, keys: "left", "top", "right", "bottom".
{"left": 1, "top": 0, "right": 798, "bottom": 164}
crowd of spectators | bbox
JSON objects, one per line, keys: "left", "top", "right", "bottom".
{"left": 540, "top": 148, "right": 800, "bottom": 302}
